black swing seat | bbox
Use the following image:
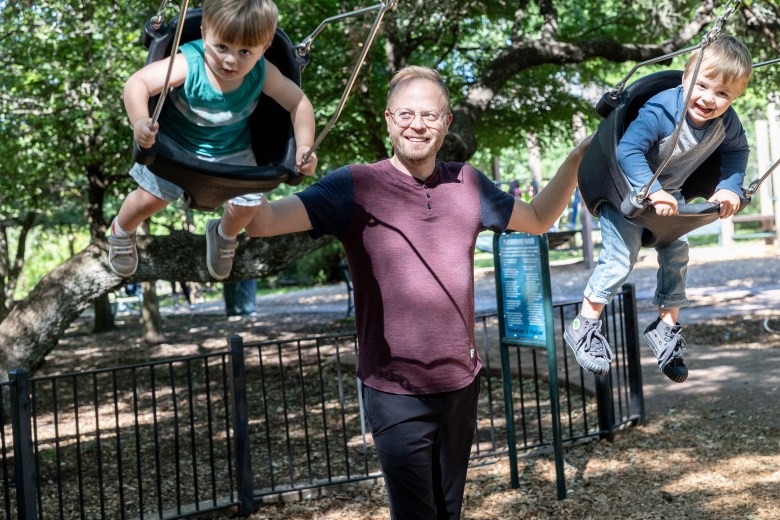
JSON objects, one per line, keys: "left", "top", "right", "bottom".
{"left": 578, "top": 70, "right": 750, "bottom": 249}
{"left": 132, "top": 8, "right": 309, "bottom": 211}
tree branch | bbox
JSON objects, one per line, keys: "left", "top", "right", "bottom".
{"left": 0, "top": 231, "right": 330, "bottom": 375}
{"left": 440, "top": 1, "right": 719, "bottom": 161}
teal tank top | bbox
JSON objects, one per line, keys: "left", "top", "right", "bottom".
{"left": 159, "top": 40, "right": 266, "bottom": 157}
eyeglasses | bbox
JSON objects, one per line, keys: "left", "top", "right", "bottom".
{"left": 387, "top": 107, "right": 449, "bottom": 128}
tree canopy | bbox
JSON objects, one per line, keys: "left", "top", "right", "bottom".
{"left": 1, "top": 0, "right": 778, "bottom": 373}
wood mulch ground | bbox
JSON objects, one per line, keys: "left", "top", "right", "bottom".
{"left": 246, "top": 314, "right": 780, "bottom": 520}
{"left": 45, "top": 304, "right": 780, "bottom": 520}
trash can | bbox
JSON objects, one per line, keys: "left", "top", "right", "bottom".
{"left": 223, "top": 279, "right": 257, "bottom": 316}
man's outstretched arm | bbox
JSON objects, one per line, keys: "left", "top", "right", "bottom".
{"left": 506, "top": 135, "right": 591, "bottom": 234}
{"left": 245, "top": 195, "right": 313, "bottom": 238}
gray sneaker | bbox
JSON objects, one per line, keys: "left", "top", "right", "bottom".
{"left": 108, "top": 234, "right": 138, "bottom": 277}
{"left": 206, "top": 219, "right": 239, "bottom": 281}
{"left": 644, "top": 318, "right": 688, "bottom": 383}
{"left": 564, "top": 315, "right": 614, "bottom": 376}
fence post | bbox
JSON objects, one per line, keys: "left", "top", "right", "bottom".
{"left": 228, "top": 335, "right": 254, "bottom": 516}
{"left": 594, "top": 373, "right": 614, "bottom": 441}
{"left": 9, "top": 369, "right": 38, "bottom": 520}
{"left": 621, "top": 284, "right": 646, "bottom": 426}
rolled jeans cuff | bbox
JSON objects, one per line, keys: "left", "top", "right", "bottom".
{"left": 583, "top": 286, "right": 616, "bottom": 306}
{"left": 652, "top": 291, "right": 688, "bottom": 309}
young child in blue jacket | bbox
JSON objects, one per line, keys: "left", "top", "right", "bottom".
{"left": 565, "top": 35, "right": 752, "bottom": 383}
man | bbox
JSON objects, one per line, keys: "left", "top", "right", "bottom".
{"left": 246, "top": 66, "right": 589, "bottom": 519}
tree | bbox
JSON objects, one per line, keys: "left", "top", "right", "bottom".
{"left": 1, "top": 0, "right": 778, "bottom": 375}
{"left": 0, "top": 231, "right": 330, "bottom": 373}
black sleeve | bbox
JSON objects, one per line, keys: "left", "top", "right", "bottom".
{"left": 295, "top": 166, "right": 354, "bottom": 239}
{"left": 476, "top": 169, "right": 515, "bottom": 233}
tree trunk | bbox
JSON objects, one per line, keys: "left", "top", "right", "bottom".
{"left": 0, "top": 223, "right": 7, "bottom": 321}
{"left": 141, "top": 280, "right": 164, "bottom": 344}
{"left": 91, "top": 294, "right": 115, "bottom": 333}
{"left": 0, "top": 231, "right": 330, "bottom": 376}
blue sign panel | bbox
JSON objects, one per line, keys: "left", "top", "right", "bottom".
{"left": 497, "top": 233, "right": 546, "bottom": 344}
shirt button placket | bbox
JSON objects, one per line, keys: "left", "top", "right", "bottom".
{"left": 424, "top": 184, "right": 432, "bottom": 209}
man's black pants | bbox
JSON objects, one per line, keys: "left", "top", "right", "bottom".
{"left": 362, "top": 377, "right": 480, "bottom": 520}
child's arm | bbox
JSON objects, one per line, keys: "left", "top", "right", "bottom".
{"left": 123, "top": 54, "right": 188, "bottom": 148}
{"left": 617, "top": 89, "right": 677, "bottom": 195}
{"left": 262, "top": 62, "right": 317, "bottom": 175}
{"left": 709, "top": 108, "right": 750, "bottom": 218}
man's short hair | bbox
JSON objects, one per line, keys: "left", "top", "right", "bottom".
{"left": 684, "top": 34, "right": 752, "bottom": 86}
{"left": 387, "top": 66, "right": 451, "bottom": 111}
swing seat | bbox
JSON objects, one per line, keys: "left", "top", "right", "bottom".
{"left": 132, "top": 8, "right": 310, "bottom": 211}
{"left": 578, "top": 70, "right": 750, "bottom": 248}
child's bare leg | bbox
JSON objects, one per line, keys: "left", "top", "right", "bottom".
{"left": 115, "top": 188, "right": 169, "bottom": 233}
{"left": 219, "top": 203, "right": 257, "bottom": 238}
{"left": 580, "top": 297, "right": 606, "bottom": 319}
{"left": 658, "top": 307, "right": 679, "bottom": 326}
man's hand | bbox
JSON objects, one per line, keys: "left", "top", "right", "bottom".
{"left": 709, "top": 189, "right": 741, "bottom": 219}
{"left": 133, "top": 118, "right": 158, "bottom": 149}
{"left": 648, "top": 189, "right": 678, "bottom": 217}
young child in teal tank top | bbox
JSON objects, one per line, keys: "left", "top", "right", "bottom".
{"left": 108, "top": 0, "right": 317, "bottom": 281}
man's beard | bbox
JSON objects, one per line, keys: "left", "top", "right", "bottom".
{"left": 390, "top": 133, "right": 442, "bottom": 164}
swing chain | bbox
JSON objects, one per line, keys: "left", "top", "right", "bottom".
{"left": 151, "top": 0, "right": 170, "bottom": 30}
{"left": 299, "top": 0, "right": 398, "bottom": 166}
{"left": 744, "top": 157, "right": 779, "bottom": 197}
{"left": 701, "top": 0, "right": 742, "bottom": 46}
{"left": 607, "top": 0, "right": 743, "bottom": 101}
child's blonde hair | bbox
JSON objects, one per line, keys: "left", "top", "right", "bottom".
{"left": 684, "top": 34, "right": 752, "bottom": 87}
{"left": 202, "top": 0, "right": 278, "bottom": 48}
{"left": 387, "top": 66, "right": 451, "bottom": 112}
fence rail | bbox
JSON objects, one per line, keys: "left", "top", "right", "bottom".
{"left": 1, "top": 285, "right": 643, "bottom": 519}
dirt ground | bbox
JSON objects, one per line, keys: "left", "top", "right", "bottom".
{"left": 46, "top": 243, "right": 780, "bottom": 520}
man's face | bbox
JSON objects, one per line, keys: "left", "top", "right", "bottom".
{"left": 681, "top": 68, "right": 746, "bottom": 128}
{"left": 385, "top": 79, "right": 451, "bottom": 165}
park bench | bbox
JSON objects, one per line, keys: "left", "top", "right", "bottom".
{"left": 730, "top": 214, "right": 776, "bottom": 244}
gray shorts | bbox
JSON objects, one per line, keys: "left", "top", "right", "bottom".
{"left": 129, "top": 148, "right": 264, "bottom": 207}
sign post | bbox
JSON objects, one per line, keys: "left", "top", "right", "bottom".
{"left": 493, "top": 232, "right": 566, "bottom": 499}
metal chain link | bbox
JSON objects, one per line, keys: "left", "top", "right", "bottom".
{"left": 701, "top": 0, "right": 742, "bottom": 45}
{"left": 152, "top": 0, "right": 170, "bottom": 30}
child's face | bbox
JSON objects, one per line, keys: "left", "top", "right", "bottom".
{"left": 681, "top": 68, "right": 747, "bottom": 128}
{"left": 202, "top": 28, "right": 268, "bottom": 86}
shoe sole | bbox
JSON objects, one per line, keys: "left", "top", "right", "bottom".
{"left": 563, "top": 328, "right": 611, "bottom": 376}
{"left": 205, "top": 221, "right": 229, "bottom": 281}
{"left": 643, "top": 331, "right": 688, "bottom": 383}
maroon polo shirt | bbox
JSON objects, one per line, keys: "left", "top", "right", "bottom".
{"left": 297, "top": 159, "right": 515, "bottom": 394}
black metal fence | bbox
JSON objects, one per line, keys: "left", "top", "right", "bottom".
{"left": 1, "top": 285, "right": 643, "bottom": 519}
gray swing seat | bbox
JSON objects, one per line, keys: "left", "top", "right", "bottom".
{"left": 578, "top": 70, "right": 750, "bottom": 248}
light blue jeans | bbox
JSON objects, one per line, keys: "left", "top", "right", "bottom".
{"left": 584, "top": 202, "right": 689, "bottom": 309}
